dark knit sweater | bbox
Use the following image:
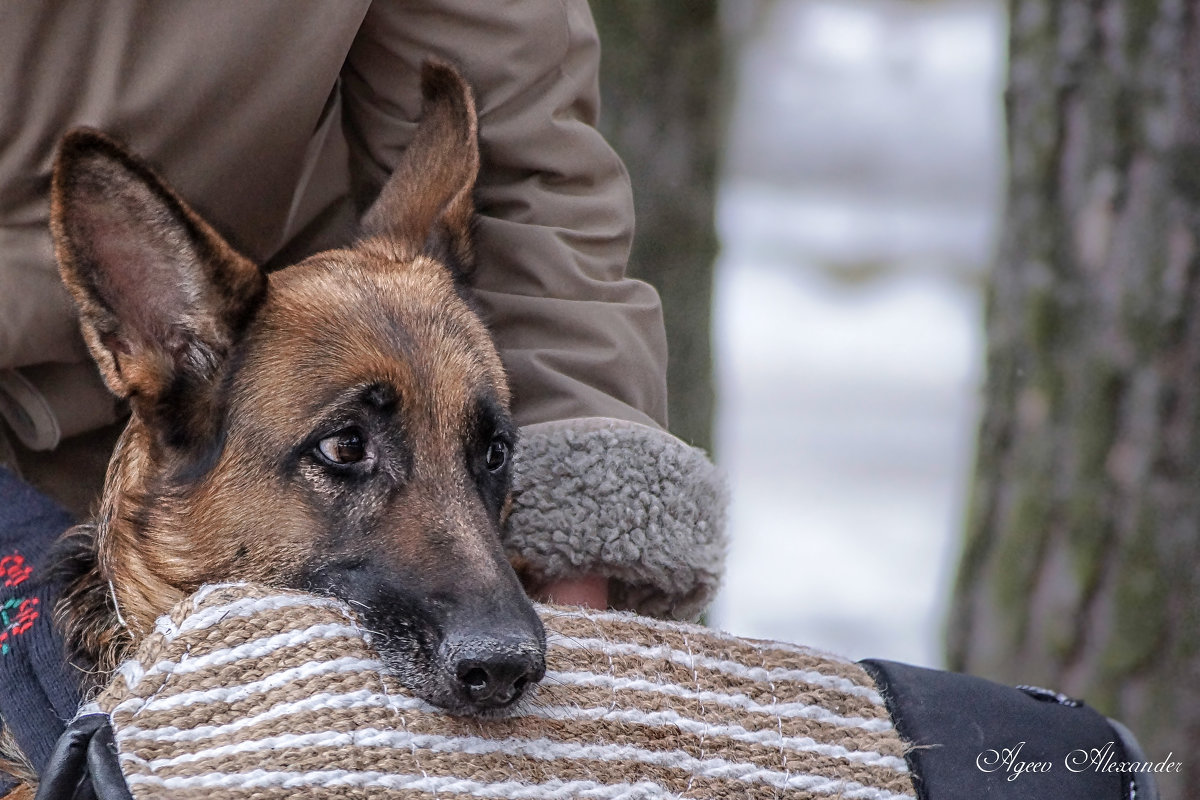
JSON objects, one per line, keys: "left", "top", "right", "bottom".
{"left": 0, "top": 468, "right": 82, "bottom": 789}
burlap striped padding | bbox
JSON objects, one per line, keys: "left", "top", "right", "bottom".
{"left": 85, "top": 584, "right": 916, "bottom": 799}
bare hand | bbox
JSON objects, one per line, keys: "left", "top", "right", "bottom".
{"left": 537, "top": 574, "right": 609, "bottom": 609}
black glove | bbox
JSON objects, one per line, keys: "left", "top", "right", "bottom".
{"left": 34, "top": 714, "right": 130, "bottom": 800}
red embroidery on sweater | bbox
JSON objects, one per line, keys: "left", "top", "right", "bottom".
{"left": 0, "top": 554, "right": 31, "bottom": 588}
{"left": 0, "top": 597, "right": 39, "bottom": 655}
{"left": 0, "top": 553, "right": 40, "bottom": 653}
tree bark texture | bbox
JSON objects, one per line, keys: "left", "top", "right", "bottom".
{"left": 949, "top": 1, "right": 1200, "bottom": 792}
{"left": 591, "top": 2, "right": 723, "bottom": 452}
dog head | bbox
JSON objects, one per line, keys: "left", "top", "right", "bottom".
{"left": 49, "top": 61, "right": 545, "bottom": 713}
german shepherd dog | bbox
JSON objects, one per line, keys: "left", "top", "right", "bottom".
{"left": 45, "top": 61, "right": 546, "bottom": 718}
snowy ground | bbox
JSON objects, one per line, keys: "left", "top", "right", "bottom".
{"left": 707, "top": 0, "right": 1005, "bottom": 666}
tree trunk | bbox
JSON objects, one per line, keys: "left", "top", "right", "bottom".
{"left": 949, "top": 1, "right": 1200, "bottom": 793}
{"left": 591, "top": 2, "right": 723, "bottom": 452}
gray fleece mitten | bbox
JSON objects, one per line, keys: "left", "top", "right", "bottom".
{"left": 505, "top": 417, "right": 728, "bottom": 621}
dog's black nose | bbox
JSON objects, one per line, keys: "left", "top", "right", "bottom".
{"left": 447, "top": 638, "right": 545, "bottom": 708}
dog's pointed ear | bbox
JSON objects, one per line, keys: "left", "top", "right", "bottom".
{"left": 50, "top": 129, "right": 265, "bottom": 445}
{"left": 360, "top": 59, "right": 479, "bottom": 277}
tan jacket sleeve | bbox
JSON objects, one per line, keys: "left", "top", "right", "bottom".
{"left": 342, "top": 0, "right": 667, "bottom": 429}
{"left": 342, "top": 1, "right": 726, "bottom": 619}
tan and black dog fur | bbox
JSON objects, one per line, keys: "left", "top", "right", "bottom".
{"left": 42, "top": 61, "right": 546, "bottom": 726}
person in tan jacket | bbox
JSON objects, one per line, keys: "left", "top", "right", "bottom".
{"left": 0, "top": 2, "right": 725, "bottom": 621}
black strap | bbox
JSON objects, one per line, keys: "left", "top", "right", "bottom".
{"left": 861, "top": 658, "right": 1135, "bottom": 800}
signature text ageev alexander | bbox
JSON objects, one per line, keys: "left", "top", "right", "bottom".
{"left": 976, "top": 741, "right": 1181, "bottom": 782}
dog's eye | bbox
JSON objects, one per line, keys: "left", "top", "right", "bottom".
{"left": 316, "top": 429, "right": 367, "bottom": 465}
{"left": 485, "top": 438, "right": 508, "bottom": 472}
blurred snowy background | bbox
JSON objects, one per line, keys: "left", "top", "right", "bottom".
{"left": 706, "top": 0, "right": 1006, "bottom": 667}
